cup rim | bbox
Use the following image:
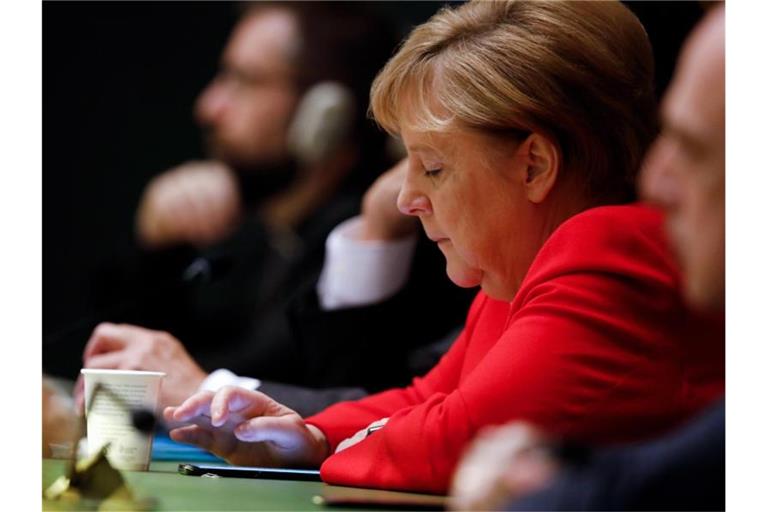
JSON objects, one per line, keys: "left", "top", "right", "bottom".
{"left": 80, "top": 368, "right": 166, "bottom": 377}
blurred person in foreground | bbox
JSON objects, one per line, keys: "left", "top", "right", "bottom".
{"left": 79, "top": 3, "right": 472, "bottom": 415}
{"left": 162, "top": 0, "right": 723, "bottom": 494}
{"left": 42, "top": 378, "right": 79, "bottom": 458}
{"left": 450, "top": 5, "right": 725, "bottom": 510}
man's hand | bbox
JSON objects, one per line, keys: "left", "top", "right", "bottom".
{"left": 78, "top": 323, "right": 208, "bottom": 411}
{"left": 360, "top": 159, "right": 420, "bottom": 241}
{"left": 449, "top": 422, "right": 559, "bottom": 511}
{"left": 164, "top": 387, "right": 329, "bottom": 468}
{"left": 136, "top": 161, "right": 242, "bottom": 249}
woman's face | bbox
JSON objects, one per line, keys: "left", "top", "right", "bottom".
{"left": 397, "top": 127, "right": 542, "bottom": 300}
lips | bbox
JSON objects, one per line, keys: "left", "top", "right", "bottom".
{"left": 423, "top": 224, "right": 449, "bottom": 243}
{"left": 426, "top": 233, "right": 449, "bottom": 243}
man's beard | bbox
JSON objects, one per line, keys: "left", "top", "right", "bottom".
{"left": 204, "top": 136, "right": 299, "bottom": 210}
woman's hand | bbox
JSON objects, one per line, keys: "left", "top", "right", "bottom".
{"left": 164, "top": 386, "right": 330, "bottom": 468}
{"left": 360, "top": 159, "right": 420, "bottom": 241}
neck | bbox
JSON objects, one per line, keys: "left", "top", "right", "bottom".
{"left": 536, "top": 185, "right": 596, "bottom": 246}
{"left": 500, "top": 185, "right": 595, "bottom": 301}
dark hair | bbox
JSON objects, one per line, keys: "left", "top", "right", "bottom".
{"left": 242, "top": 2, "right": 398, "bottom": 182}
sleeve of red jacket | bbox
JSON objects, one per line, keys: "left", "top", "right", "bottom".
{"left": 306, "top": 217, "right": 696, "bottom": 493}
{"left": 305, "top": 292, "right": 488, "bottom": 449}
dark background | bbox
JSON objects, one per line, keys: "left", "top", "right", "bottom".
{"left": 43, "top": 1, "right": 705, "bottom": 380}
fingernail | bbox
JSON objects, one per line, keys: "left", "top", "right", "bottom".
{"left": 235, "top": 425, "right": 250, "bottom": 440}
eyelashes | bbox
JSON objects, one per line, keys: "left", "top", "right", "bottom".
{"left": 424, "top": 168, "right": 443, "bottom": 178}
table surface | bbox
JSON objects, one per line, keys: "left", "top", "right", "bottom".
{"left": 42, "top": 459, "right": 446, "bottom": 511}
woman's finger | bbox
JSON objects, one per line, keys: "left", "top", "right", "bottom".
{"left": 169, "top": 424, "right": 213, "bottom": 450}
{"left": 234, "top": 415, "right": 301, "bottom": 447}
{"left": 210, "top": 386, "right": 271, "bottom": 427}
{"left": 172, "top": 391, "right": 214, "bottom": 422}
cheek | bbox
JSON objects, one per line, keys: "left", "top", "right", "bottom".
{"left": 442, "top": 216, "right": 483, "bottom": 266}
{"left": 683, "top": 177, "right": 722, "bottom": 238}
{"left": 672, "top": 178, "right": 724, "bottom": 277}
{"left": 465, "top": 198, "right": 520, "bottom": 270}
{"left": 683, "top": 235, "right": 725, "bottom": 310}
{"left": 691, "top": 185, "right": 724, "bottom": 261}
{"left": 240, "top": 91, "right": 294, "bottom": 131}
{"left": 438, "top": 191, "right": 488, "bottom": 256}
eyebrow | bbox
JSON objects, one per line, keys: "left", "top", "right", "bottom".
{"left": 405, "top": 138, "right": 450, "bottom": 157}
{"left": 406, "top": 143, "right": 437, "bottom": 153}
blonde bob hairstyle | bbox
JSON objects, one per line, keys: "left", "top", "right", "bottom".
{"left": 370, "top": 0, "right": 657, "bottom": 202}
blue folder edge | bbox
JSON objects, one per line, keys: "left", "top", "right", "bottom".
{"left": 152, "top": 433, "right": 224, "bottom": 463}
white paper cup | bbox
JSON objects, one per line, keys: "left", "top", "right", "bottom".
{"left": 80, "top": 369, "right": 165, "bottom": 471}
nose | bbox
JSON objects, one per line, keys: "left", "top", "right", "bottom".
{"left": 195, "top": 78, "right": 228, "bottom": 127}
{"left": 397, "top": 178, "right": 432, "bottom": 217}
{"left": 639, "top": 137, "right": 680, "bottom": 209}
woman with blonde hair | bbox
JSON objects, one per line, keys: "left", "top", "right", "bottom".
{"left": 164, "top": 0, "right": 723, "bottom": 494}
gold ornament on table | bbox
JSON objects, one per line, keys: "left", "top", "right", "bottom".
{"left": 43, "top": 381, "right": 157, "bottom": 510}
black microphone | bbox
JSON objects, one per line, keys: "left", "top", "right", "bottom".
{"left": 86, "top": 382, "right": 161, "bottom": 435}
{"left": 131, "top": 409, "right": 159, "bottom": 436}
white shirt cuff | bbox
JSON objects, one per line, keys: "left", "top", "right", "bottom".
{"left": 317, "top": 216, "right": 418, "bottom": 310}
{"left": 198, "top": 369, "right": 261, "bottom": 393}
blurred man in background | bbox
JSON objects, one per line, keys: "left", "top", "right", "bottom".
{"left": 449, "top": 5, "right": 725, "bottom": 510}
{"left": 79, "top": 2, "right": 474, "bottom": 415}
{"left": 80, "top": 2, "right": 398, "bottom": 408}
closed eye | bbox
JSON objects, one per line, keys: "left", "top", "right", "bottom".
{"left": 425, "top": 168, "right": 443, "bottom": 178}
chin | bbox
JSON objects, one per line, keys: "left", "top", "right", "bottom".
{"left": 449, "top": 276, "right": 482, "bottom": 289}
{"left": 442, "top": 249, "right": 482, "bottom": 288}
{"left": 446, "top": 267, "right": 482, "bottom": 289}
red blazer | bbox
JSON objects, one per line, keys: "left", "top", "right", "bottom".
{"left": 306, "top": 204, "right": 724, "bottom": 494}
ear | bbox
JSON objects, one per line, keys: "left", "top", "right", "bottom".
{"left": 517, "top": 133, "right": 560, "bottom": 203}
